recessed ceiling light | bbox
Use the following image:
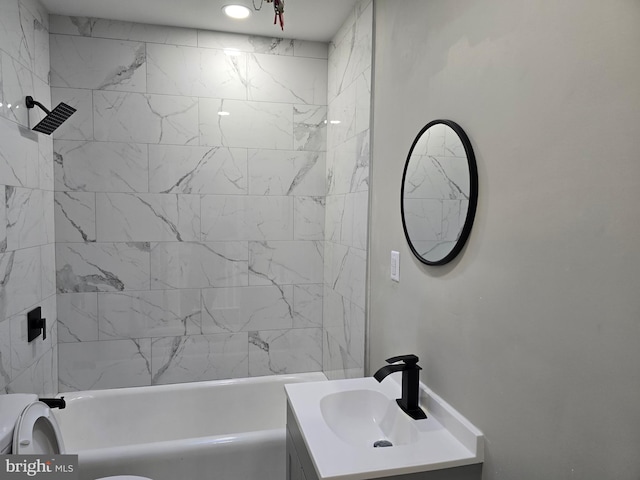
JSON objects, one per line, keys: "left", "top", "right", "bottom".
{"left": 223, "top": 4, "right": 251, "bottom": 19}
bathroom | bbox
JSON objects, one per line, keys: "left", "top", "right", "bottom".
{"left": 1, "top": 0, "right": 639, "bottom": 478}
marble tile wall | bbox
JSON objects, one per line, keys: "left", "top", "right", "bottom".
{"left": 323, "top": 0, "right": 373, "bottom": 380}
{"left": 1, "top": 0, "right": 58, "bottom": 395}
{"left": 50, "top": 15, "right": 329, "bottom": 391}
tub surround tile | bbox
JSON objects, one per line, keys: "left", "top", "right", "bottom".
{"left": 41, "top": 243, "right": 56, "bottom": 299}
{"left": 0, "top": 0, "right": 32, "bottom": 68}
{"left": 0, "top": 117, "right": 40, "bottom": 189}
{"left": 96, "top": 193, "right": 200, "bottom": 243}
{"left": 325, "top": 244, "right": 366, "bottom": 310}
{"left": 54, "top": 191, "right": 96, "bottom": 243}
{"left": 293, "top": 41, "right": 329, "bottom": 60}
{"left": 201, "top": 285, "right": 294, "bottom": 334}
{"left": 58, "top": 338, "right": 152, "bottom": 391}
{"left": 294, "top": 196, "right": 325, "bottom": 241}
{"left": 322, "top": 330, "right": 363, "bottom": 381}
{"left": 248, "top": 150, "right": 325, "bottom": 197}
{"left": 201, "top": 195, "right": 293, "bottom": 242}
{"left": 38, "top": 136, "right": 54, "bottom": 191}
{"left": 150, "top": 242, "right": 248, "bottom": 289}
{"left": 0, "top": 319, "right": 12, "bottom": 391}
{"left": 1, "top": 247, "right": 41, "bottom": 319}
{"left": 94, "top": 91, "right": 199, "bottom": 145}
{"left": 99, "top": 290, "right": 201, "bottom": 340}
{"left": 50, "top": 15, "right": 198, "bottom": 46}
{"left": 294, "top": 105, "right": 327, "bottom": 152}
{"left": 249, "top": 241, "right": 324, "bottom": 286}
{"left": 7, "top": 346, "right": 58, "bottom": 395}
{"left": 33, "top": 18, "right": 50, "bottom": 83}
{"left": 54, "top": 141, "right": 149, "bottom": 193}
{"left": 147, "top": 43, "right": 247, "bottom": 99}
{"left": 323, "top": 286, "right": 365, "bottom": 365}
{"left": 0, "top": 52, "right": 33, "bottom": 127}
{"left": 0, "top": 186, "right": 6, "bottom": 253}
{"left": 199, "top": 98, "right": 293, "bottom": 150}
{"left": 56, "top": 243, "right": 151, "bottom": 293}
{"left": 248, "top": 328, "right": 322, "bottom": 376}
{"left": 50, "top": 88, "right": 94, "bottom": 141}
{"left": 57, "top": 293, "right": 99, "bottom": 343}
{"left": 293, "top": 284, "right": 323, "bottom": 328}
{"left": 247, "top": 54, "right": 327, "bottom": 105}
{"left": 326, "top": 131, "right": 369, "bottom": 195}
{"left": 197, "top": 31, "right": 295, "bottom": 55}
{"left": 50, "top": 35, "right": 147, "bottom": 92}
{"left": 151, "top": 333, "right": 248, "bottom": 385}
{"left": 149, "top": 145, "right": 247, "bottom": 195}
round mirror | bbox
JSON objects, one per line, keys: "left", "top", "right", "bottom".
{"left": 401, "top": 120, "right": 478, "bottom": 265}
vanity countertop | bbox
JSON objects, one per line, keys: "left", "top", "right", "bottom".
{"left": 285, "top": 376, "right": 483, "bottom": 480}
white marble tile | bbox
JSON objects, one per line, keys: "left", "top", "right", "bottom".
{"left": 33, "top": 18, "right": 49, "bottom": 84}
{"left": 151, "top": 333, "right": 248, "bottom": 385}
{"left": 6, "top": 187, "right": 47, "bottom": 250}
{"left": 0, "top": 318, "right": 11, "bottom": 391}
{"left": 200, "top": 98, "right": 293, "bottom": 150}
{"left": 0, "top": 116, "right": 39, "bottom": 188}
{"left": 323, "top": 286, "right": 365, "bottom": 366}
{"left": 56, "top": 242, "right": 150, "bottom": 293}
{"left": 58, "top": 339, "right": 152, "bottom": 391}
{"left": 403, "top": 199, "right": 442, "bottom": 241}
{"left": 294, "top": 197, "right": 325, "bottom": 241}
{"left": 94, "top": 91, "right": 199, "bottom": 145}
{"left": 96, "top": 193, "right": 200, "bottom": 242}
{"left": 322, "top": 330, "right": 363, "bottom": 381}
{"left": 355, "top": 71, "right": 371, "bottom": 135}
{"left": 248, "top": 328, "right": 322, "bottom": 376}
{"left": 293, "top": 284, "right": 323, "bottom": 328}
{"left": 49, "top": 16, "right": 198, "bottom": 46}
{"left": 0, "top": 186, "right": 6, "bottom": 254}
{"left": 54, "top": 140, "right": 149, "bottom": 193}
{"left": 327, "top": 82, "right": 357, "bottom": 148}
{"left": 20, "top": 0, "right": 49, "bottom": 31}
{"left": 201, "top": 195, "right": 293, "bottom": 242}
{"left": 249, "top": 240, "right": 323, "bottom": 286}
{"left": 150, "top": 241, "right": 248, "bottom": 289}
{"left": 325, "top": 244, "right": 366, "bottom": 309}
{"left": 294, "top": 41, "right": 328, "bottom": 59}
{"left": 294, "top": 105, "right": 327, "bottom": 152}
{"left": 327, "top": 131, "right": 369, "bottom": 195}
{"left": 1, "top": 52, "right": 33, "bottom": 128}
{"left": 7, "top": 346, "right": 57, "bottom": 395}
{"left": 147, "top": 43, "right": 247, "bottom": 99}
{"left": 247, "top": 53, "right": 327, "bottom": 105}
{"left": 38, "top": 135, "right": 54, "bottom": 191}
{"left": 0, "top": 247, "right": 41, "bottom": 318}
{"left": 248, "top": 149, "right": 325, "bottom": 196}
{"left": 149, "top": 145, "right": 247, "bottom": 195}
{"left": 50, "top": 35, "right": 146, "bottom": 92}
{"left": 201, "top": 285, "right": 294, "bottom": 334}
{"left": 197, "top": 31, "right": 294, "bottom": 55}
{"left": 324, "top": 194, "right": 345, "bottom": 244}
{"left": 9, "top": 295, "right": 56, "bottom": 380}
{"left": 8, "top": 1, "right": 35, "bottom": 71}
{"left": 99, "top": 290, "right": 201, "bottom": 340}
{"left": 41, "top": 243, "right": 56, "bottom": 299}
{"left": 57, "top": 293, "right": 99, "bottom": 343}
{"left": 50, "top": 88, "right": 94, "bottom": 141}
{"left": 54, "top": 191, "right": 96, "bottom": 242}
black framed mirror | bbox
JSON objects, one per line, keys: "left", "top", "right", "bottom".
{"left": 401, "top": 119, "right": 478, "bottom": 266}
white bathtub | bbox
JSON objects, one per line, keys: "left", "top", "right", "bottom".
{"left": 53, "top": 372, "right": 327, "bottom": 480}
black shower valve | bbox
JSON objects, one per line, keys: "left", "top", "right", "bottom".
{"left": 27, "top": 307, "right": 46, "bottom": 342}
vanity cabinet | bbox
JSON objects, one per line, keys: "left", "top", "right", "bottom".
{"left": 286, "top": 402, "right": 482, "bottom": 480}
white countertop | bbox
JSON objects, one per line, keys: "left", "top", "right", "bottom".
{"left": 285, "top": 376, "right": 483, "bottom": 480}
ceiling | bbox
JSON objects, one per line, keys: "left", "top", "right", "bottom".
{"left": 39, "top": 0, "right": 359, "bottom": 42}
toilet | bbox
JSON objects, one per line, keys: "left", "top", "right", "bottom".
{"left": 0, "top": 394, "right": 151, "bottom": 480}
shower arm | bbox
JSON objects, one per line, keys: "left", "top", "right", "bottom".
{"left": 25, "top": 96, "right": 51, "bottom": 115}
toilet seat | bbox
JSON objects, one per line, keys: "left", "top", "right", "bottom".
{"left": 13, "top": 401, "right": 65, "bottom": 455}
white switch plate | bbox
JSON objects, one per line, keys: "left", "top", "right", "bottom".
{"left": 391, "top": 251, "right": 400, "bottom": 282}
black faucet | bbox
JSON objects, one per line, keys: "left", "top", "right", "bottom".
{"left": 373, "top": 354, "right": 427, "bottom": 420}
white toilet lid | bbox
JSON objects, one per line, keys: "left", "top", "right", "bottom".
{"left": 13, "top": 401, "right": 65, "bottom": 455}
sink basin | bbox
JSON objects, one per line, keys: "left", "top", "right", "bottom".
{"left": 285, "top": 376, "right": 483, "bottom": 480}
{"left": 319, "top": 389, "right": 418, "bottom": 447}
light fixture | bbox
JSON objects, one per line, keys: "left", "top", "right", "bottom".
{"left": 223, "top": 4, "right": 251, "bottom": 19}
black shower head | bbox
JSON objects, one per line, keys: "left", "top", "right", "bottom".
{"left": 25, "top": 95, "right": 76, "bottom": 135}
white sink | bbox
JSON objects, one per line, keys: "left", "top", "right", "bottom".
{"left": 285, "top": 376, "right": 483, "bottom": 480}
{"left": 319, "top": 389, "right": 418, "bottom": 447}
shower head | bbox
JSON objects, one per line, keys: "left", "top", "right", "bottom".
{"left": 25, "top": 96, "right": 76, "bottom": 135}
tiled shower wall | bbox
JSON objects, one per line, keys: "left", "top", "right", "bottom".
{"left": 50, "top": 16, "right": 329, "bottom": 391}
{"left": 322, "top": 0, "right": 372, "bottom": 379}
{"left": 1, "top": 0, "right": 58, "bottom": 395}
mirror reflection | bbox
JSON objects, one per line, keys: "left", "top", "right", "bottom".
{"left": 401, "top": 120, "right": 477, "bottom": 265}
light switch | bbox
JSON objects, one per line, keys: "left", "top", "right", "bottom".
{"left": 391, "top": 251, "right": 400, "bottom": 282}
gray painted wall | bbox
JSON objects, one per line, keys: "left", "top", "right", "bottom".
{"left": 370, "top": 0, "right": 640, "bottom": 478}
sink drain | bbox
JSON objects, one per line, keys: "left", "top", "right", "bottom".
{"left": 373, "top": 440, "right": 393, "bottom": 448}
